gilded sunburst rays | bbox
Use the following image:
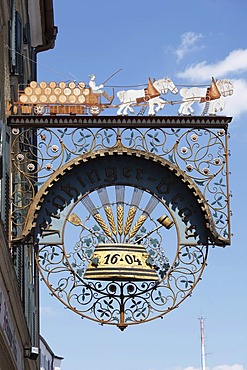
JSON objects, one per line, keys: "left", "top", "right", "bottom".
{"left": 70, "top": 186, "right": 162, "bottom": 244}
{"left": 97, "top": 188, "right": 117, "bottom": 236}
{"left": 66, "top": 186, "right": 173, "bottom": 282}
{"left": 81, "top": 194, "right": 113, "bottom": 239}
{"left": 116, "top": 185, "right": 125, "bottom": 235}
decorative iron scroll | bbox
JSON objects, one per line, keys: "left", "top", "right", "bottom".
{"left": 11, "top": 125, "right": 230, "bottom": 244}
{"left": 33, "top": 152, "right": 211, "bottom": 330}
{"left": 38, "top": 239, "right": 208, "bottom": 330}
{"left": 9, "top": 116, "right": 231, "bottom": 329}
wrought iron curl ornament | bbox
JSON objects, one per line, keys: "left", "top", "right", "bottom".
{"left": 34, "top": 184, "right": 210, "bottom": 330}
{"left": 172, "top": 128, "right": 229, "bottom": 239}
{"left": 11, "top": 126, "right": 229, "bottom": 241}
{"left": 37, "top": 241, "right": 208, "bottom": 329}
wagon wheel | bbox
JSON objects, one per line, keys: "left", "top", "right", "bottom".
{"left": 34, "top": 105, "right": 46, "bottom": 115}
{"left": 89, "top": 105, "right": 101, "bottom": 116}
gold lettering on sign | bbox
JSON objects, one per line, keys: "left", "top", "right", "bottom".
{"left": 87, "top": 169, "right": 101, "bottom": 183}
{"left": 156, "top": 177, "right": 173, "bottom": 194}
{"left": 147, "top": 177, "right": 157, "bottom": 182}
{"left": 172, "top": 194, "right": 184, "bottom": 205}
{"left": 104, "top": 167, "right": 118, "bottom": 183}
{"left": 52, "top": 194, "right": 67, "bottom": 210}
{"left": 45, "top": 208, "right": 61, "bottom": 220}
{"left": 123, "top": 166, "right": 132, "bottom": 178}
{"left": 40, "top": 221, "right": 60, "bottom": 237}
{"left": 76, "top": 176, "right": 86, "bottom": 187}
{"left": 179, "top": 207, "right": 192, "bottom": 222}
{"left": 185, "top": 225, "right": 197, "bottom": 239}
{"left": 61, "top": 183, "right": 79, "bottom": 198}
{"left": 136, "top": 168, "right": 144, "bottom": 181}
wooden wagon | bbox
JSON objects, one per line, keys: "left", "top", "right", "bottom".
{"left": 12, "top": 80, "right": 114, "bottom": 116}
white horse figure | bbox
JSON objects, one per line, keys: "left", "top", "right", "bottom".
{"left": 209, "top": 79, "right": 234, "bottom": 115}
{"left": 178, "top": 79, "right": 234, "bottom": 116}
{"left": 117, "top": 78, "right": 178, "bottom": 116}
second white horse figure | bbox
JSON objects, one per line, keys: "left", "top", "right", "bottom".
{"left": 117, "top": 78, "right": 178, "bottom": 116}
{"left": 178, "top": 78, "right": 234, "bottom": 116}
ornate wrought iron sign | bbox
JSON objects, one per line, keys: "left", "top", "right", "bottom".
{"left": 9, "top": 116, "right": 231, "bottom": 330}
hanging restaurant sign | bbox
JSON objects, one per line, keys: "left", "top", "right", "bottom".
{"left": 8, "top": 72, "right": 232, "bottom": 329}
{"left": 18, "top": 146, "right": 230, "bottom": 330}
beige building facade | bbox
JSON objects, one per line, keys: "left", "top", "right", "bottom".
{"left": 0, "top": 1, "right": 57, "bottom": 369}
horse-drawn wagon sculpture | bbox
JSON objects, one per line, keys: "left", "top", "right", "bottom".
{"left": 10, "top": 75, "right": 234, "bottom": 117}
{"left": 13, "top": 80, "right": 113, "bottom": 116}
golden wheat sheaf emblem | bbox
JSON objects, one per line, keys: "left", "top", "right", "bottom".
{"left": 67, "top": 186, "right": 174, "bottom": 281}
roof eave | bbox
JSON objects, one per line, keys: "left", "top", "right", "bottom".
{"left": 35, "top": 0, "right": 58, "bottom": 54}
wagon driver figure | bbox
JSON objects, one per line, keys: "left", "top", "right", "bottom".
{"left": 88, "top": 74, "right": 113, "bottom": 102}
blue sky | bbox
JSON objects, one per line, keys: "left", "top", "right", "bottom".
{"left": 38, "top": 1, "right": 247, "bottom": 370}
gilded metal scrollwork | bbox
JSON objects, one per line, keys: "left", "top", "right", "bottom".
{"left": 11, "top": 126, "right": 230, "bottom": 242}
{"left": 36, "top": 185, "right": 208, "bottom": 329}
